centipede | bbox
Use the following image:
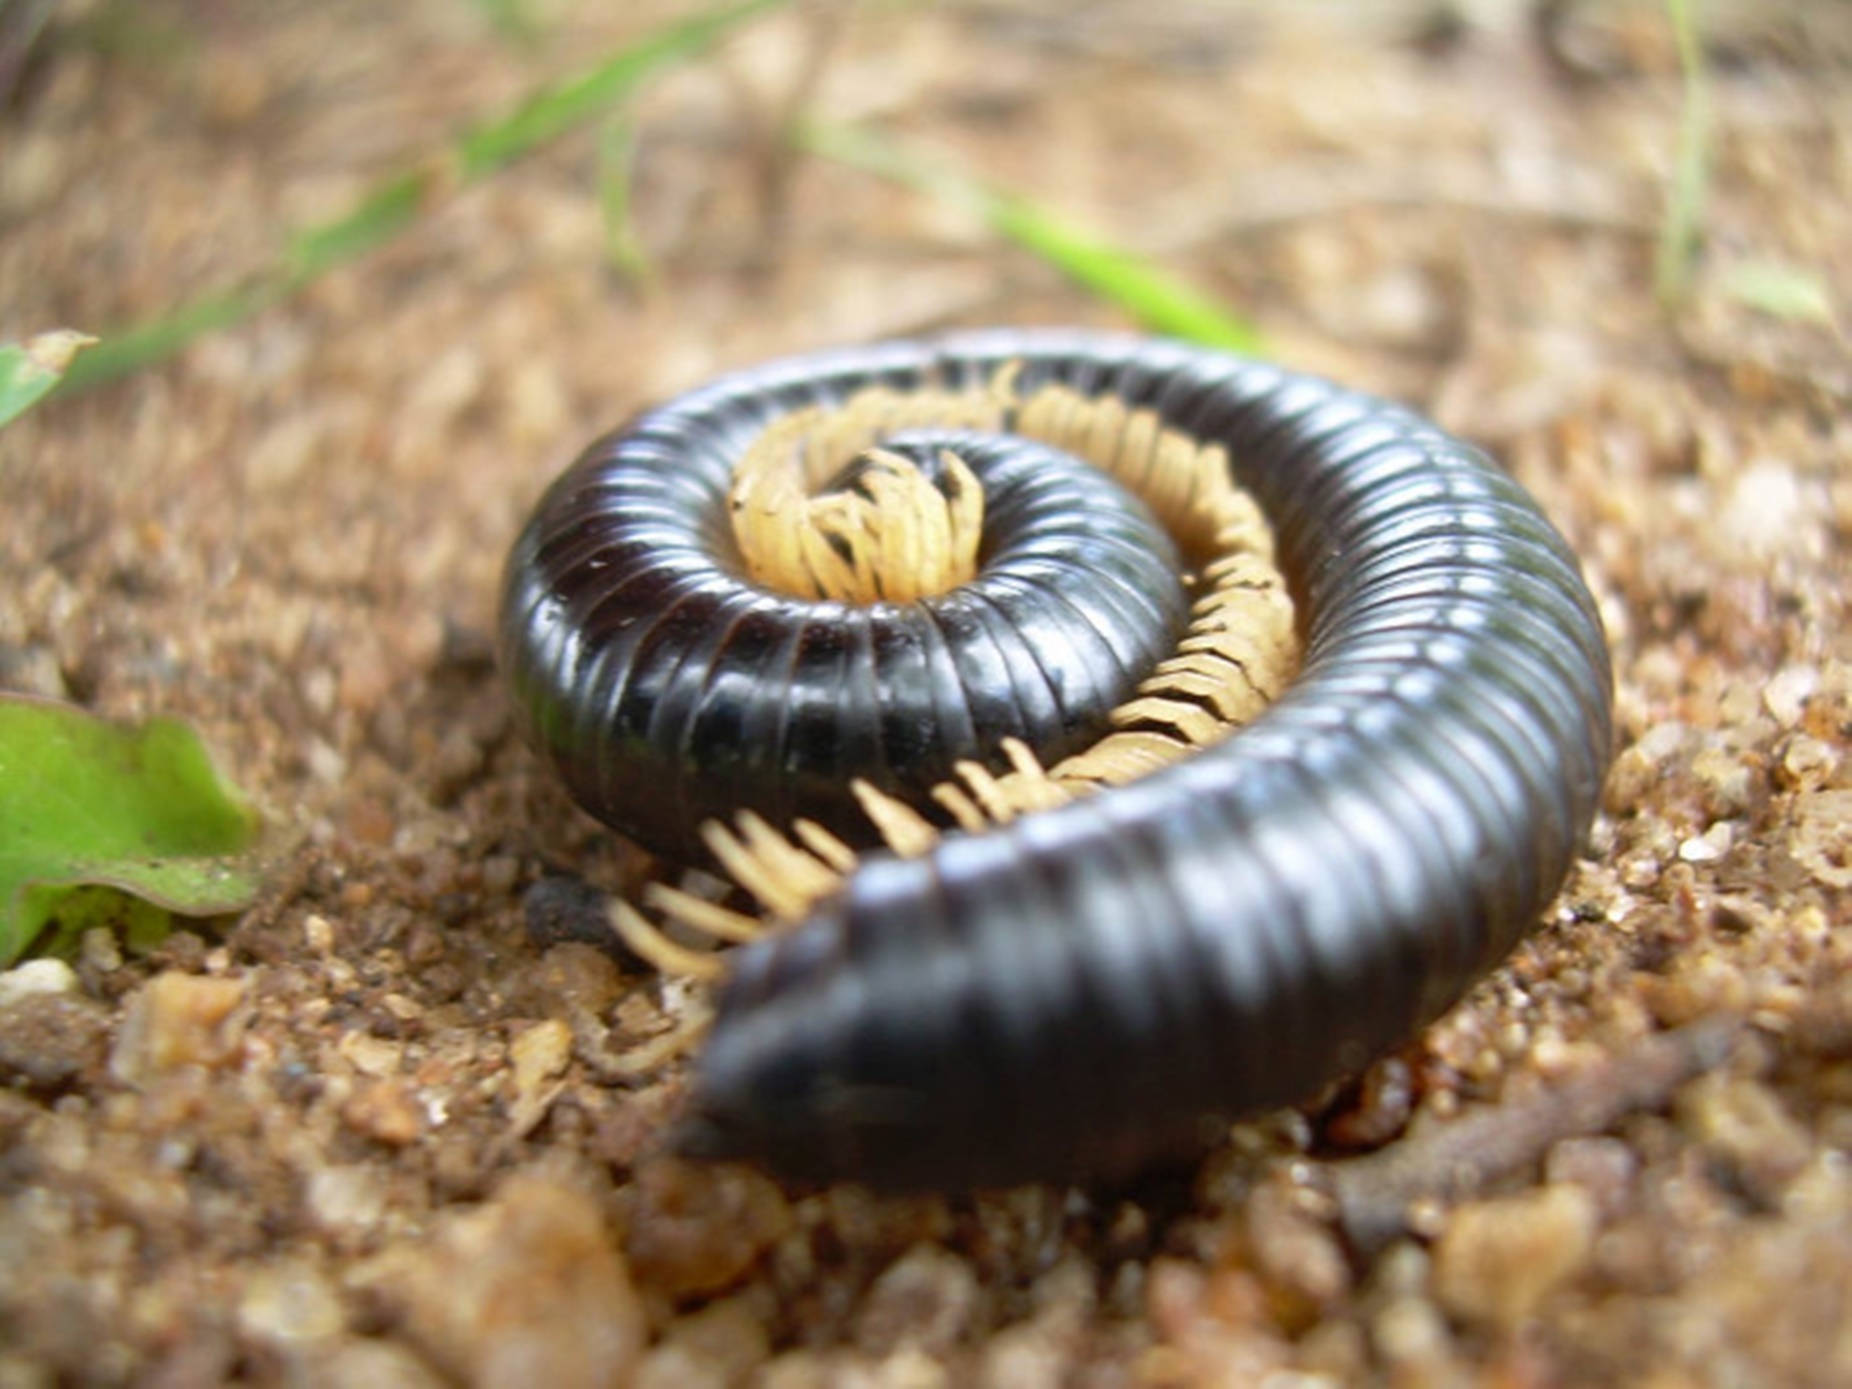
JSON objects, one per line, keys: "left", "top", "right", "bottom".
{"left": 499, "top": 328, "right": 1613, "bottom": 1190}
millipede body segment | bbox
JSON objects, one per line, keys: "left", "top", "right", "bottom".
{"left": 499, "top": 329, "right": 1614, "bottom": 1190}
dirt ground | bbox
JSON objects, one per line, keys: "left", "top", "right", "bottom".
{"left": 2, "top": 0, "right": 1850, "bottom": 1384}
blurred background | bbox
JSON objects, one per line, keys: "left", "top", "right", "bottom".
{"left": 5, "top": 0, "right": 1844, "bottom": 412}
{"left": 1, "top": 2, "right": 1848, "bottom": 1384}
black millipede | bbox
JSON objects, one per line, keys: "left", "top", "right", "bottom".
{"left": 499, "top": 328, "right": 1613, "bottom": 1190}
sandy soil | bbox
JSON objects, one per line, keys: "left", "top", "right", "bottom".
{"left": 1, "top": 1, "right": 1849, "bottom": 1384}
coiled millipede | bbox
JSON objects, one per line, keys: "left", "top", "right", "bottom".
{"left": 500, "top": 329, "right": 1613, "bottom": 1190}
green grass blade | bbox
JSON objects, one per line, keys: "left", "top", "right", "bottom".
{"left": 804, "top": 121, "right": 1265, "bottom": 354}
{"left": 986, "top": 197, "right": 1265, "bottom": 353}
{"left": 57, "top": 0, "right": 788, "bottom": 395}
{"left": 1722, "top": 259, "right": 1835, "bottom": 326}
{"left": 284, "top": 171, "right": 429, "bottom": 285}
{"left": 1655, "top": 0, "right": 1709, "bottom": 306}
{"left": 457, "top": 0, "right": 784, "bottom": 177}
{"left": 59, "top": 284, "right": 280, "bottom": 393}
{"left": 466, "top": 0, "right": 542, "bottom": 48}
{"left": 599, "top": 111, "right": 654, "bottom": 284}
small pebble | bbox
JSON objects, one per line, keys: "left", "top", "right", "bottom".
{"left": 1790, "top": 791, "right": 1852, "bottom": 888}
{"left": 343, "top": 1078, "right": 425, "bottom": 1147}
{"left": 636, "top": 1296, "right": 771, "bottom": 1389}
{"left": 506, "top": 1018, "right": 573, "bottom": 1136}
{"left": 305, "top": 1163, "right": 389, "bottom": 1239}
{"left": 856, "top": 1244, "right": 980, "bottom": 1357}
{"left": 623, "top": 1159, "right": 792, "bottom": 1300}
{"left": 1678, "top": 1074, "right": 1814, "bottom": 1204}
{"left": 1677, "top": 821, "right": 1733, "bottom": 863}
{"left": 1431, "top": 1186, "right": 1596, "bottom": 1329}
{"left": 1544, "top": 1136, "right": 1639, "bottom": 1221}
{"left": 359, "top": 1175, "right": 644, "bottom": 1389}
{"left": 108, "top": 971, "right": 246, "bottom": 1086}
{"left": 1777, "top": 734, "right": 1839, "bottom": 791}
{"left": 311, "top": 1339, "right": 447, "bottom": 1389}
{"left": 1763, "top": 665, "right": 1818, "bottom": 727}
{"left": 0, "top": 989, "right": 111, "bottom": 1086}
{"left": 237, "top": 1260, "right": 345, "bottom": 1350}
{"left": 303, "top": 913, "right": 336, "bottom": 954}
{"left": 80, "top": 927, "right": 123, "bottom": 974}
{"left": 0, "top": 958, "right": 78, "bottom": 1007}
{"left": 510, "top": 1019, "right": 572, "bottom": 1094}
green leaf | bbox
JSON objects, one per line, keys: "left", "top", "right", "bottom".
{"left": 0, "top": 696, "right": 262, "bottom": 965}
{"left": 1722, "top": 260, "right": 1836, "bottom": 326}
{"left": 27, "top": 886, "right": 178, "bottom": 961}
{"left": 0, "top": 332, "right": 97, "bottom": 430}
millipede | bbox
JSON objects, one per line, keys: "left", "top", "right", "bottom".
{"left": 499, "top": 328, "right": 1614, "bottom": 1190}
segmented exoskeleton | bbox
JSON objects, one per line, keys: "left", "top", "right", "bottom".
{"left": 500, "top": 329, "right": 1613, "bottom": 1190}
